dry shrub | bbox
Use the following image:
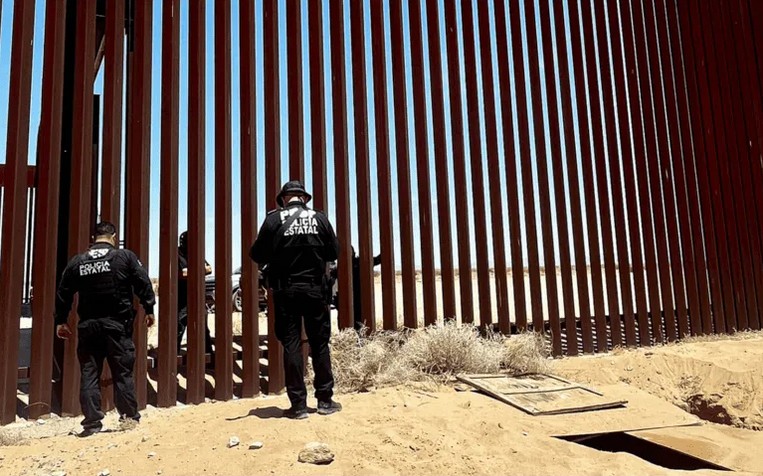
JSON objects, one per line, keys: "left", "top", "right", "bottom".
{"left": 399, "top": 323, "right": 503, "bottom": 377}
{"left": 499, "top": 332, "right": 549, "bottom": 374}
{"left": 322, "top": 322, "right": 549, "bottom": 392}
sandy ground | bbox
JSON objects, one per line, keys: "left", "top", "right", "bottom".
{"left": 553, "top": 332, "right": 763, "bottom": 431}
{"left": 4, "top": 334, "right": 763, "bottom": 476}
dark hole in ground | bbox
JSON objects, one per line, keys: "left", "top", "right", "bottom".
{"left": 558, "top": 432, "right": 731, "bottom": 472}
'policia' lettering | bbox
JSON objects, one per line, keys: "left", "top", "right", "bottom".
{"left": 281, "top": 209, "right": 319, "bottom": 236}
{"left": 79, "top": 261, "right": 111, "bottom": 276}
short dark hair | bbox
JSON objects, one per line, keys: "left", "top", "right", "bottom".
{"left": 95, "top": 221, "right": 117, "bottom": 237}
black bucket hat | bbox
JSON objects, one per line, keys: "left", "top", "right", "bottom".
{"left": 276, "top": 180, "right": 312, "bottom": 207}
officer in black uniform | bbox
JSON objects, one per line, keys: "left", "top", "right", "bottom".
{"left": 250, "top": 181, "right": 341, "bottom": 419}
{"left": 54, "top": 222, "right": 156, "bottom": 436}
{"left": 177, "top": 231, "right": 213, "bottom": 355}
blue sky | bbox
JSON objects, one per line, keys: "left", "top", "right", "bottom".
{"left": 0, "top": 0, "right": 647, "bottom": 280}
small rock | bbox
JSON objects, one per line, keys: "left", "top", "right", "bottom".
{"left": 147, "top": 452, "right": 157, "bottom": 459}
{"left": 98, "top": 470, "right": 111, "bottom": 476}
{"left": 298, "top": 442, "right": 334, "bottom": 465}
{"left": 141, "top": 436, "right": 150, "bottom": 443}
{"left": 228, "top": 436, "right": 240, "bottom": 448}
{"left": 498, "top": 423, "right": 504, "bottom": 429}
{"left": 248, "top": 441, "right": 264, "bottom": 450}
{"left": 522, "top": 431, "right": 528, "bottom": 437}
{"left": 36, "top": 419, "right": 46, "bottom": 425}
{"left": 156, "top": 472, "right": 163, "bottom": 475}
{"left": 51, "top": 472, "right": 67, "bottom": 476}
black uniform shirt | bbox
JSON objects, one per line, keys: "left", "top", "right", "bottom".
{"left": 178, "top": 252, "right": 189, "bottom": 309}
{"left": 54, "top": 243, "right": 156, "bottom": 325}
{"left": 250, "top": 202, "right": 339, "bottom": 283}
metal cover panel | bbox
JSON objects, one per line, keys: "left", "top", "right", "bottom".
{"left": 456, "top": 373, "right": 627, "bottom": 416}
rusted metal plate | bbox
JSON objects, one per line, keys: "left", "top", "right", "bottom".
{"left": 456, "top": 374, "right": 627, "bottom": 416}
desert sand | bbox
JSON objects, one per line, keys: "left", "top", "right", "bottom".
{"left": 3, "top": 333, "right": 763, "bottom": 476}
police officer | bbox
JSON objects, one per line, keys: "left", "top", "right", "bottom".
{"left": 250, "top": 181, "right": 341, "bottom": 419}
{"left": 177, "top": 231, "right": 213, "bottom": 355}
{"left": 55, "top": 222, "right": 156, "bottom": 436}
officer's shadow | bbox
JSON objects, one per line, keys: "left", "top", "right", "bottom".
{"left": 226, "top": 406, "right": 317, "bottom": 421}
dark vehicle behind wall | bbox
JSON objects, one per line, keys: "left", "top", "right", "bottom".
{"left": 205, "top": 266, "right": 268, "bottom": 313}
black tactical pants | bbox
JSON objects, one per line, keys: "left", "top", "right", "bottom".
{"left": 177, "top": 307, "right": 213, "bottom": 354}
{"left": 273, "top": 285, "right": 334, "bottom": 410}
{"left": 76, "top": 318, "right": 139, "bottom": 430}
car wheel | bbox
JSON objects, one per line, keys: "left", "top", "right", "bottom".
{"left": 232, "top": 287, "right": 243, "bottom": 313}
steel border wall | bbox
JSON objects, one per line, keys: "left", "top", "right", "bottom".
{"left": 1, "top": 0, "right": 762, "bottom": 424}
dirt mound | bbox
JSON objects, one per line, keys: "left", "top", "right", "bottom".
{"left": 553, "top": 333, "right": 763, "bottom": 430}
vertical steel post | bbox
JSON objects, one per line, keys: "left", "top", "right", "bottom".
{"left": 493, "top": 0, "right": 529, "bottom": 332}
{"left": 349, "top": 0, "right": 376, "bottom": 332}
{"left": 443, "top": 0, "right": 475, "bottom": 324}
{"left": 369, "top": 0, "right": 398, "bottom": 330}
{"left": 389, "top": 0, "right": 418, "bottom": 328}
{"left": 128, "top": 0, "right": 152, "bottom": 409}
{"left": 524, "top": 0, "right": 564, "bottom": 348}
{"left": 157, "top": 0, "right": 180, "bottom": 408}
{"left": 61, "top": 0, "right": 97, "bottom": 416}
{"left": 309, "top": 0, "right": 327, "bottom": 212}
{"left": 459, "top": 0, "right": 494, "bottom": 328}
{"left": 29, "top": 0, "right": 68, "bottom": 420}
{"left": 102, "top": 0, "right": 125, "bottom": 222}
{"left": 537, "top": 0, "right": 580, "bottom": 354}
{"left": 264, "top": 0, "right": 285, "bottom": 391}
{"left": 0, "top": 0, "right": 36, "bottom": 424}
{"left": 239, "top": 0, "right": 261, "bottom": 398}
{"left": 592, "top": 0, "right": 637, "bottom": 346}
{"left": 186, "top": 0, "right": 208, "bottom": 404}
{"left": 213, "top": 0, "right": 234, "bottom": 401}
{"left": 287, "top": 0, "right": 304, "bottom": 181}
{"left": 567, "top": 0, "right": 609, "bottom": 350}
{"left": 424, "top": 0, "right": 457, "bottom": 322}
{"left": 409, "top": 0, "right": 439, "bottom": 326}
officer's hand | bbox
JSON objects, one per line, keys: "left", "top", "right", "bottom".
{"left": 56, "top": 324, "right": 72, "bottom": 340}
{"left": 145, "top": 314, "right": 155, "bottom": 328}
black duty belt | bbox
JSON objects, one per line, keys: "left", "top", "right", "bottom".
{"left": 274, "top": 276, "right": 322, "bottom": 288}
